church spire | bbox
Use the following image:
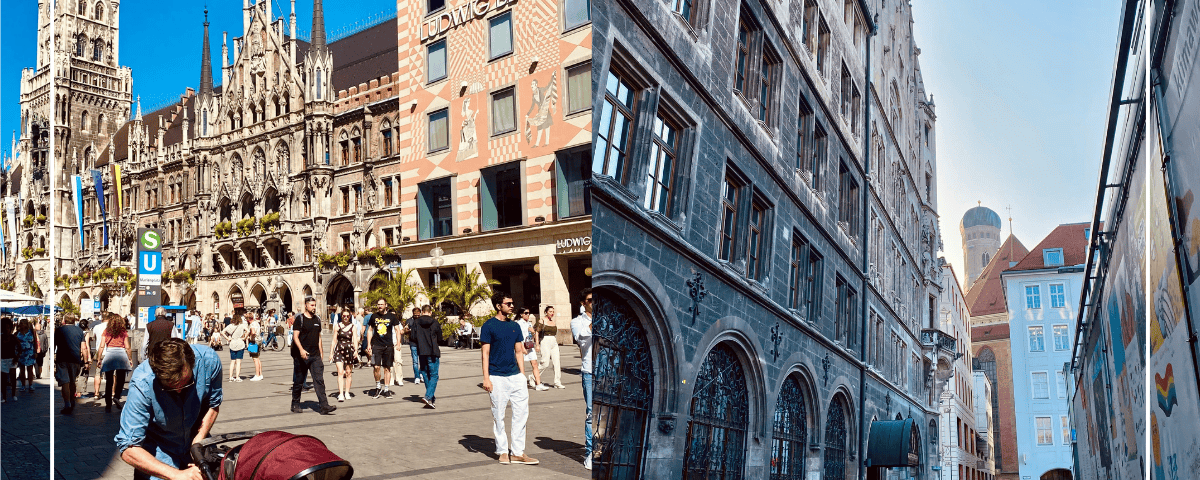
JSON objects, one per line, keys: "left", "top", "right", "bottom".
{"left": 311, "top": 0, "right": 327, "bottom": 53}
{"left": 200, "top": 8, "right": 214, "bottom": 99}
{"left": 135, "top": 96, "right": 142, "bottom": 121}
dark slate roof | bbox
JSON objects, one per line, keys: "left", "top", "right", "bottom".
{"left": 295, "top": 18, "right": 397, "bottom": 91}
{"left": 1007, "top": 222, "right": 1096, "bottom": 272}
{"left": 99, "top": 91, "right": 197, "bottom": 166}
{"left": 961, "top": 205, "right": 1002, "bottom": 229}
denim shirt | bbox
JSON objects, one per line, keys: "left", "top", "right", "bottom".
{"left": 114, "top": 345, "right": 223, "bottom": 476}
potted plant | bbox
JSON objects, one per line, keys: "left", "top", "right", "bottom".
{"left": 236, "top": 217, "right": 258, "bottom": 236}
{"left": 21, "top": 247, "right": 33, "bottom": 260}
{"left": 215, "top": 221, "right": 233, "bottom": 239}
{"left": 261, "top": 211, "right": 281, "bottom": 232}
{"left": 22, "top": 215, "right": 33, "bottom": 228}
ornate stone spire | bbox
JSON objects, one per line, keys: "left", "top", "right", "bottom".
{"left": 200, "top": 8, "right": 214, "bottom": 99}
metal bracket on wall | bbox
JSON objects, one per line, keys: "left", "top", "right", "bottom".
{"left": 686, "top": 272, "right": 708, "bottom": 325}
{"left": 770, "top": 322, "right": 782, "bottom": 362}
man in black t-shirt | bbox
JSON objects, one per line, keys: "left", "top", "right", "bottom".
{"left": 55, "top": 315, "right": 90, "bottom": 415}
{"left": 290, "top": 297, "right": 335, "bottom": 414}
{"left": 365, "top": 298, "right": 400, "bottom": 398}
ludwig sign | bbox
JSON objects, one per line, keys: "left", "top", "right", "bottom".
{"left": 136, "top": 228, "right": 164, "bottom": 328}
{"left": 421, "top": 0, "right": 516, "bottom": 42}
{"left": 556, "top": 236, "right": 591, "bottom": 254}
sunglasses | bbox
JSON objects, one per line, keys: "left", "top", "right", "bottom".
{"left": 163, "top": 377, "right": 195, "bottom": 393}
{"left": 584, "top": 298, "right": 593, "bottom": 304}
{"left": 503, "top": 302, "right": 514, "bottom": 306}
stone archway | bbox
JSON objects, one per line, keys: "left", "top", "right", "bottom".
{"left": 1041, "top": 469, "right": 1072, "bottom": 480}
{"left": 325, "top": 275, "right": 355, "bottom": 311}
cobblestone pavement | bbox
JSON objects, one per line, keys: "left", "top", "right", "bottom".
{"left": 54, "top": 344, "right": 590, "bottom": 479}
{"left": 1, "top": 363, "right": 53, "bottom": 480}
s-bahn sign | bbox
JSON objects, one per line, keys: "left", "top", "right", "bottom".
{"left": 136, "top": 228, "right": 164, "bottom": 328}
{"left": 421, "top": 0, "right": 516, "bottom": 42}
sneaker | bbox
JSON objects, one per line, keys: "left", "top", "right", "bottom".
{"left": 535, "top": 384, "right": 550, "bottom": 391}
{"left": 584, "top": 456, "right": 592, "bottom": 470}
{"left": 511, "top": 454, "right": 540, "bottom": 465}
{"left": 416, "top": 377, "right": 423, "bottom": 384}
{"left": 319, "top": 405, "right": 337, "bottom": 415}
{"left": 528, "top": 375, "right": 536, "bottom": 388}
{"left": 498, "top": 453, "right": 511, "bottom": 465}
{"left": 234, "top": 377, "right": 243, "bottom": 382}
{"left": 10, "top": 395, "right": 16, "bottom": 401}
{"left": 421, "top": 397, "right": 432, "bottom": 408}
{"left": 553, "top": 384, "right": 566, "bottom": 389}
{"left": 60, "top": 406, "right": 73, "bottom": 415}
{"left": 337, "top": 393, "right": 345, "bottom": 402}
{"left": 429, "top": 400, "right": 436, "bottom": 409}
{"left": 396, "top": 379, "right": 404, "bottom": 386}
{"left": 250, "top": 375, "right": 263, "bottom": 381}
{"left": 383, "top": 390, "right": 395, "bottom": 398}
{"left": 291, "top": 404, "right": 303, "bottom": 413}
{"left": 373, "top": 388, "right": 382, "bottom": 399}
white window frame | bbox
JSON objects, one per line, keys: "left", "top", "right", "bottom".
{"left": 1049, "top": 283, "right": 1066, "bottom": 308}
{"left": 1043, "top": 248, "right": 1064, "bottom": 267}
{"left": 1036, "top": 416, "right": 1053, "bottom": 445}
{"left": 1031, "top": 371, "right": 1049, "bottom": 399}
{"left": 1029, "top": 325, "right": 1045, "bottom": 352}
{"left": 1025, "top": 284, "right": 1041, "bottom": 309}
{"left": 1061, "top": 416, "right": 1070, "bottom": 444}
{"left": 1052, "top": 324, "right": 1070, "bottom": 351}
{"left": 1056, "top": 371, "right": 1067, "bottom": 399}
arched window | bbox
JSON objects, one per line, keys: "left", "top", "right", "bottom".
{"left": 982, "top": 252, "right": 990, "bottom": 268}
{"left": 593, "top": 293, "right": 655, "bottom": 477}
{"left": 316, "top": 69, "right": 323, "bottom": 100}
{"left": 94, "top": 2, "right": 104, "bottom": 20}
{"left": 771, "top": 374, "right": 808, "bottom": 479}
{"left": 93, "top": 39, "right": 103, "bottom": 61}
{"left": 202, "top": 109, "right": 208, "bottom": 136}
{"left": 683, "top": 343, "right": 749, "bottom": 478}
{"left": 81, "top": 111, "right": 90, "bottom": 132}
{"left": 97, "top": 113, "right": 106, "bottom": 136}
{"left": 78, "top": 0, "right": 86, "bottom": 14}
{"left": 823, "top": 398, "right": 849, "bottom": 480}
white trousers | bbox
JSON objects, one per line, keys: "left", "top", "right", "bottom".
{"left": 538, "top": 336, "right": 562, "bottom": 386}
{"left": 489, "top": 373, "right": 529, "bottom": 456}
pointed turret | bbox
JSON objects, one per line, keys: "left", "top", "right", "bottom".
{"left": 311, "top": 0, "right": 327, "bottom": 53}
{"left": 200, "top": 8, "right": 214, "bottom": 100}
{"left": 135, "top": 96, "right": 142, "bottom": 121}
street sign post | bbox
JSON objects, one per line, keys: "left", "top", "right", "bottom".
{"left": 136, "top": 228, "right": 163, "bottom": 329}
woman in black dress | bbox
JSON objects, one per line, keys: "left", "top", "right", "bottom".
{"left": 329, "top": 313, "right": 360, "bottom": 402}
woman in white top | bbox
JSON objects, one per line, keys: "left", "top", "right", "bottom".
{"left": 517, "top": 308, "right": 549, "bottom": 391}
{"left": 247, "top": 313, "right": 264, "bottom": 381}
{"left": 536, "top": 306, "right": 565, "bottom": 389}
{"left": 222, "top": 315, "right": 249, "bottom": 382}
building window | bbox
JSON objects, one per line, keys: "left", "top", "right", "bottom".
{"left": 683, "top": 344, "right": 749, "bottom": 479}
{"left": 490, "top": 87, "right": 517, "bottom": 135}
{"left": 1057, "top": 371, "right": 1067, "bottom": 399}
{"left": 383, "top": 229, "right": 394, "bottom": 246}
{"left": 1061, "top": 416, "right": 1070, "bottom": 444}
{"left": 316, "top": 69, "right": 323, "bottom": 100}
{"left": 718, "top": 175, "right": 741, "bottom": 262}
{"left": 747, "top": 201, "right": 766, "bottom": 280}
{"left": 835, "top": 276, "right": 857, "bottom": 347}
{"left": 566, "top": 62, "right": 592, "bottom": 115}
{"left": 354, "top": 184, "right": 362, "bottom": 211}
{"left": 418, "top": 177, "right": 454, "bottom": 239}
{"left": 816, "top": 17, "right": 830, "bottom": 77}
{"left": 672, "top": 0, "right": 697, "bottom": 25}
{"left": 382, "top": 129, "right": 393, "bottom": 156}
{"left": 341, "top": 187, "right": 350, "bottom": 215}
{"left": 563, "top": 0, "right": 590, "bottom": 30}
{"left": 644, "top": 112, "right": 679, "bottom": 215}
{"left": 488, "top": 12, "right": 513, "bottom": 60}
{"left": 428, "top": 108, "right": 450, "bottom": 152}
{"left": 427, "top": 39, "right": 447, "bottom": 83}
{"left": 1032, "top": 372, "right": 1049, "bottom": 399}
{"left": 76, "top": 35, "right": 86, "bottom": 56}
{"left": 812, "top": 124, "right": 827, "bottom": 188}
{"left": 383, "top": 179, "right": 394, "bottom": 207}
{"left": 1052, "top": 324, "right": 1069, "bottom": 351}
{"left": 840, "top": 64, "right": 853, "bottom": 120}
{"left": 93, "top": 40, "right": 103, "bottom": 61}
{"left": 1043, "top": 248, "right": 1064, "bottom": 267}
{"left": 341, "top": 234, "right": 351, "bottom": 253}
{"left": 1049, "top": 283, "right": 1066, "bottom": 308}
{"left": 1029, "top": 326, "right": 1045, "bottom": 352}
{"left": 1036, "top": 417, "right": 1053, "bottom": 445}
{"left": 823, "top": 398, "right": 849, "bottom": 480}
{"left": 555, "top": 147, "right": 592, "bottom": 218}
{"left": 427, "top": 0, "right": 445, "bottom": 14}
{"left": 78, "top": 0, "right": 86, "bottom": 14}
{"left": 759, "top": 50, "right": 779, "bottom": 125}
{"left": 771, "top": 375, "right": 809, "bottom": 479}
{"left": 352, "top": 138, "right": 361, "bottom": 162}
{"left": 1025, "top": 285, "right": 1041, "bottom": 309}
{"left": 838, "top": 161, "right": 860, "bottom": 236}
{"left": 735, "top": 20, "right": 752, "bottom": 93}
{"left": 802, "top": 0, "right": 817, "bottom": 53}
{"left": 481, "top": 162, "right": 523, "bottom": 230}
{"left": 789, "top": 239, "right": 805, "bottom": 309}
{"left": 595, "top": 69, "right": 637, "bottom": 180}
{"left": 797, "top": 99, "right": 813, "bottom": 173}
{"left": 340, "top": 138, "right": 350, "bottom": 166}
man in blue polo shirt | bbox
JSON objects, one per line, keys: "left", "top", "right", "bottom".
{"left": 480, "top": 292, "right": 539, "bottom": 466}
{"left": 115, "top": 338, "right": 223, "bottom": 480}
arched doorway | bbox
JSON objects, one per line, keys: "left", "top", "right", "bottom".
{"left": 771, "top": 373, "right": 811, "bottom": 478}
{"left": 593, "top": 293, "right": 654, "bottom": 478}
{"left": 249, "top": 283, "right": 267, "bottom": 313}
{"left": 181, "top": 290, "right": 197, "bottom": 310}
{"left": 682, "top": 343, "right": 749, "bottom": 478}
{"left": 229, "top": 285, "right": 245, "bottom": 314}
{"left": 325, "top": 275, "right": 355, "bottom": 311}
{"left": 824, "top": 395, "right": 852, "bottom": 480}
{"left": 161, "top": 291, "right": 172, "bottom": 306}
{"left": 1041, "top": 469, "right": 1072, "bottom": 480}
{"left": 277, "top": 283, "right": 293, "bottom": 314}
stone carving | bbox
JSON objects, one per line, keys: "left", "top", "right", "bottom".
{"left": 350, "top": 211, "right": 376, "bottom": 255}
{"left": 254, "top": 149, "right": 266, "bottom": 184}
{"left": 313, "top": 219, "right": 328, "bottom": 254}
{"left": 524, "top": 72, "right": 558, "bottom": 147}
{"left": 458, "top": 97, "right": 479, "bottom": 160}
{"left": 230, "top": 156, "right": 242, "bottom": 186}
{"left": 275, "top": 143, "right": 289, "bottom": 177}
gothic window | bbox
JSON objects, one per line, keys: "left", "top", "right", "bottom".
{"left": 76, "top": 35, "right": 86, "bottom": 56}
{"left": 93, "top": 40, "right": 103, "bottom": 61}
{"left": 593, "top": 293, "right": 654, "bottom": 478}
{"left": 823, "top": 397, "right": 849, "bottom": 480}
{"left": 202, "top": 109, "right": 208, "bottom": 136}
{"left": 81, "top": 111, "right": 90, "bottom": 132}
{"left": 94, "top": 2, "right": 103, "bottom": 20}
{"left": 770, "top": 375, "right": 808, "bottom": 480}
{"left": 381, "top": 121, "right": 394, "bottom": 156}
{"left": 316, "top": 69, "right": 324, "bottom": 100}
{"left": 683, "top": 343, "right": 749, "bottom": 479}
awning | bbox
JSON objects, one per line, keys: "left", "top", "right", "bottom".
{"left": 0, "top": 305, "right": 58, "bottom": 316}
{"left": 865, "top": 418, "right": 921, "bottom": 467}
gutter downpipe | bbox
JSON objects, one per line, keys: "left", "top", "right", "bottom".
{"left": 858, "top": 13, "right": 875, "bottom": 480}
{"left": 1071, "top": 0, "right": 1140, "bottom": 374}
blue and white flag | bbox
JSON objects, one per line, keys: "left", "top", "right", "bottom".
{"left": 92, "top": 169, "right": 108, "bottom": 246}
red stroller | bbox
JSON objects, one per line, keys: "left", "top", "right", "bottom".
{"left": 189, "top": 431, "right": 354, "bottom": 480}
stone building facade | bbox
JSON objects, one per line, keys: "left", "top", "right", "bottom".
{"left": 0, "top": 0, "right": 56, "bottom": 303}
{"left": 937, "top": 265, "right": 992, "bottom": 480}
{"left": 591, "top": 0, "right": 948, "bottom": 478}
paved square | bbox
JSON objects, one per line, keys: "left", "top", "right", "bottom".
{"left": 54, "top": 344, "right": 590, "bottom": 479}
{"left": 0, "top": 363, "right": 52, "bottom": 480}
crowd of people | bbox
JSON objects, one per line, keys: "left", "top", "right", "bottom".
{"left": 44, "top": 287, "right": 595, "bottom": 478}
{"left": 1, "top": 315, "right": 49, "bottom": 403}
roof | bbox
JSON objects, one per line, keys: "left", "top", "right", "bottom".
{"left": 294, "top": 18, "right": 397, "bottom": 92}
{"left": 99, "top": 92, "right": 197, "bottom": 166}
{"left": 971, "top": 323, "right": 1011, "bottom": 343}
{"left": 1005, "top": 222, "right": 1095, "bottom": 272}
{"left": 961, "top": 205, "right": 1002, "bottom": 229}
{"left": 963, "top": 234, "right": 1028, "bottom": 316}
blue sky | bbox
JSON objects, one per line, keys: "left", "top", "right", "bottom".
{"left": 2, "top": 1, "right": 38, "bottom": 163}
{"left": 910, "top": 0, "right": 1122, "bottom": 287}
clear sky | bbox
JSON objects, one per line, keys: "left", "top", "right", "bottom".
{"left": 910, "top": 0, "right": 1123, "bottom": 290}
{"left": 2, "top": 0, "right": 39, "bottom": 164}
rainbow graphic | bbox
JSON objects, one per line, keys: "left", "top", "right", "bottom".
{"left": 1155, "top": 364, "right": 1178, "bottom": 417}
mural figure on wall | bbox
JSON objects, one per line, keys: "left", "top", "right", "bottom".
{"left": 458, "top": 97, "right": 479, "bottom": 160}
{"left": 524, "top": 72, "right": 558, "bottom": 147}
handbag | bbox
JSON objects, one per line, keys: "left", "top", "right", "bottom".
{"left": 523, "top": 339, "right": 536, "bottom": 350}
{"left": 248, "top": 342, "right": 259, "bottom": 353}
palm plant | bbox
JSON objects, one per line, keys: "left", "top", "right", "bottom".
{"left": 361, "top": 268, "right": 421, "bottom": 315}
{"left": 425, "top": 266, "right": 499, "bottom": 320}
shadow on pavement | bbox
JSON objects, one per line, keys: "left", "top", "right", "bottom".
{"left": 458, "top": 434, "right": 499, "bottom": 459}
{"left": 533, "top": 436, "right": 586, "bottom": 463}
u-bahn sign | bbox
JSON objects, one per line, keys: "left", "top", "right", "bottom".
{"left": 136, "top": 228, "right": 163, "bottom": 328}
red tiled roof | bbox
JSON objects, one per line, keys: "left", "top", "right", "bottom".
{"left": 971, "top": 323, "right": 1011, "bottom": 342}
{"left": 1006, "top": 222, "right": 1097, "bottom": 272}
{"left": 964, "top": 234, "right": 1028, "bottom": 317}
